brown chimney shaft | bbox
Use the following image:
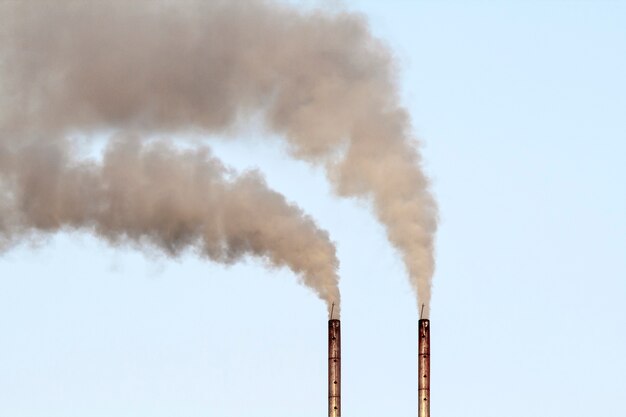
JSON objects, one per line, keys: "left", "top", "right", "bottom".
{"left": 328, "top": 319, "right": 341, "bottom": 417}
{"left": 418, "top": 319, "right": 430, "bottom": 417}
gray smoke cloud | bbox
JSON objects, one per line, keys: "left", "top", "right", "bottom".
{"left": 0, "top": 134, "right": 340, "bottom": 314}
{"left": 0, "top": 0, "right": 437, "bottom": 316}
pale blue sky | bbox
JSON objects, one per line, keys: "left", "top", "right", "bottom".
{"left": 1, "top": 1, "right": 625, "bottom": 416}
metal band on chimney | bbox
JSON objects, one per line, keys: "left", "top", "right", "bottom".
{"left": 328, "top": 319, "right": 341, "bottom": 417}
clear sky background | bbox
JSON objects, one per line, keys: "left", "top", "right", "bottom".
{"left": 1, "top": 1, "right": 625, "bottom": 416}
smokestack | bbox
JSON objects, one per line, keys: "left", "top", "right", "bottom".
{"left": 328, "top": 318, "right": 341, "bottom": 417}
{"left": 418, "top": 319, "right": 430, "bottom": 417}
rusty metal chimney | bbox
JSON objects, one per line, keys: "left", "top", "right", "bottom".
{"left": 418, "top": 319, "right": 430, "bottom": 417}
{"left": 328, "top": 318, "right": 341, "bottom": 417}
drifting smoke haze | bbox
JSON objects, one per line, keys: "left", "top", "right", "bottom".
{"left": 0, "top": 135, "right": 341, "bottom": 313}
{"left": 0, "top": 0, "right": 437, "bottom": 315}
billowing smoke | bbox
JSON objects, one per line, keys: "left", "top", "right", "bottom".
{"left": 1, "top": 0, "right": 437, "bottom": 315}
{"left": 0, "top": 134, "right": 340, "bottom": 314}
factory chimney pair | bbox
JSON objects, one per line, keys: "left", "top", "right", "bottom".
{"left": 327, "top": 306, "right": 430, "bottom": 417}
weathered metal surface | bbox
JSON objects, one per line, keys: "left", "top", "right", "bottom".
{"left": 418, "top": 319, "right": 430, "bottom": 417}
{"left": 328, "top": 319, "right": 341, "bottom": 417}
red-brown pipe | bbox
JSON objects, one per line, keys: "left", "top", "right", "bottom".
{"left": 328, "top": 319, "right": 341, "bottom": 417}
{"left": 418, "top": 319, "right": 430, "bottom": 417}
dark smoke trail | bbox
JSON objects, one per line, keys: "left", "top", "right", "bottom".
{"left": 0, "top": 134, "right": 340, "bottom": 312}
{"left": 1, "top": 0, "right": 437, "bottom": 314}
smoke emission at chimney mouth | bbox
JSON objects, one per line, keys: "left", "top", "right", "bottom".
{"left": 1, "top": 0, "right": 437, "bottom": 316}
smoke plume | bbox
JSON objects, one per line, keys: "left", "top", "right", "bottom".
{"left": 1, "top": 0, "right": 437, "bottom": 315}
{"left": 0, "top": 134, "right": 340, "bottom": 313}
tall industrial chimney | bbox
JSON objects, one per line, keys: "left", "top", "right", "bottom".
{"left": 328, "top": 318, "right": 341, "bottom": 417}
{"left": 418, "top": 319, "right": 430, "bottom": 417}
